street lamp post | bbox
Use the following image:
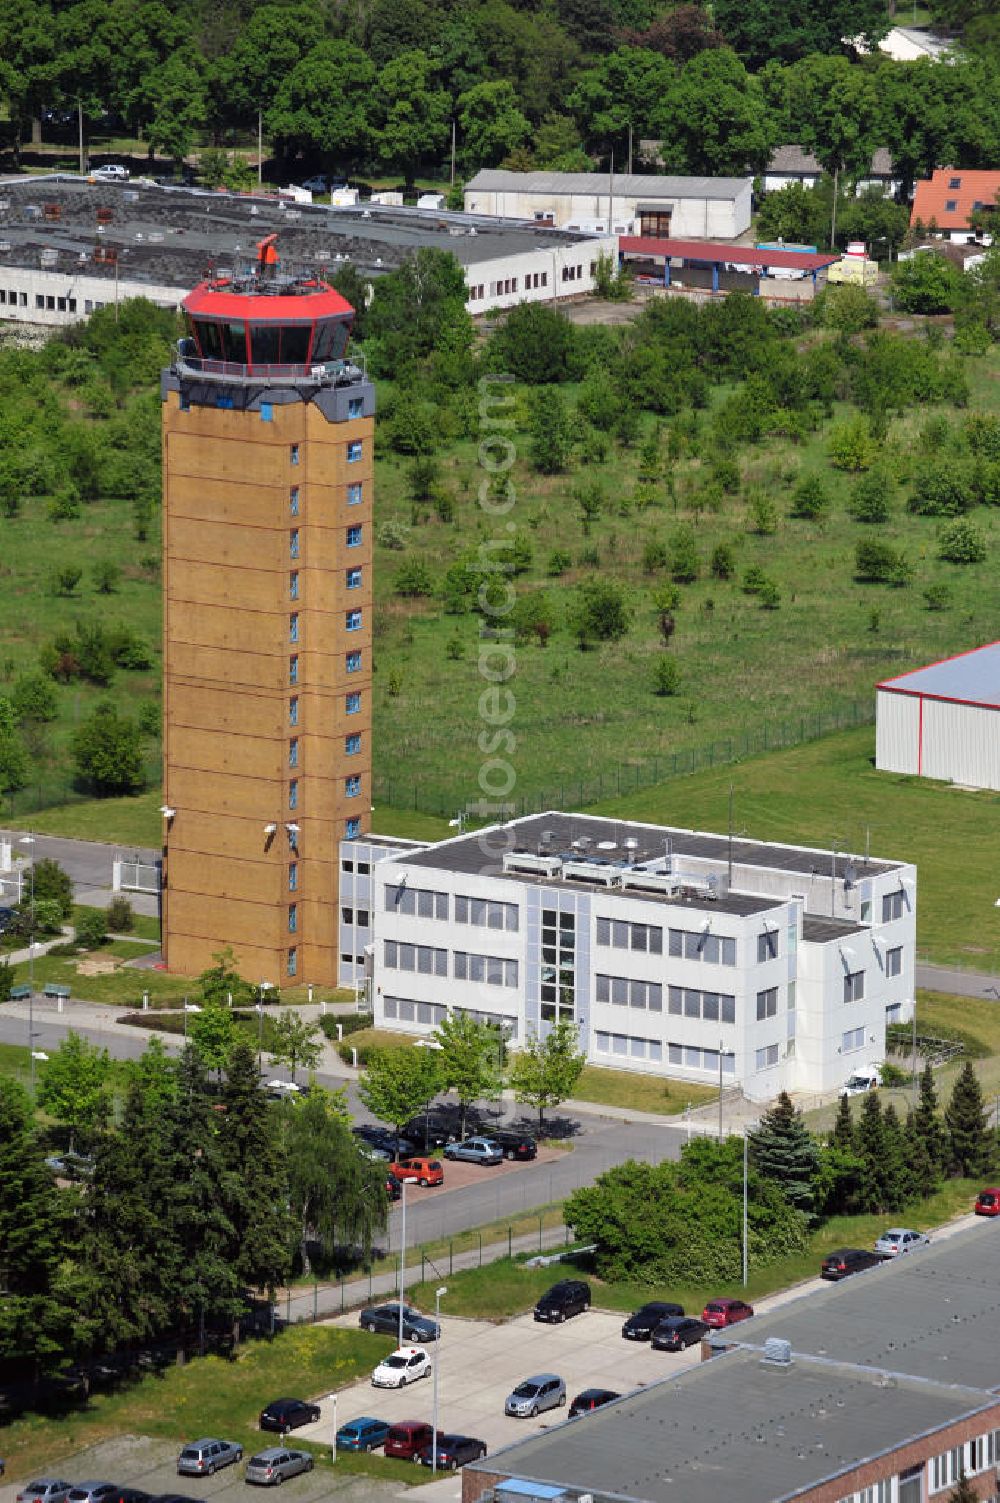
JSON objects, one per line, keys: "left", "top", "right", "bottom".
{"left": 329, "top": 1391, "right": 338, "bottom": 1465}
{"left": 432, "top": 1285, "right": 447, "bottom": 1474}
{"left": 398, "top": 1179, "right": 408, "bottom": 1348}
{"left": 742, "top": 1129, "right": 749, "bottom": 1288}
{"left": 18, "top": 835, "right": 35, "bottom": 1095}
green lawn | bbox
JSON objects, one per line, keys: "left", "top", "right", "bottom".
{"left": 409, "top": 1177, "right": 979, "bottom": 1321}
{"left": 25, "top": 791, "right": 167, "bottom": 847}
{"left": 0, "top": 1325, "right": 417, "bottom": 1485}
{"left": 573, "top": 1064, "right": 717, "bottom": 1115}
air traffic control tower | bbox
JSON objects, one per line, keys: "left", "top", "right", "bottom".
{"left": 160, "top": 237, "right": 374, "bottom": 987}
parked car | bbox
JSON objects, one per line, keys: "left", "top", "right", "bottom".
{"left": 151, "top": 1494, "right": 202, "bottom": 1503}
{"left": 299, "top": 175, "right": 330, "bottom": 194}
{"left": 492, "top": 1130, "right": 537, "bottom": 1161}
{"left": 372, "top": 1347, "right": 432, "bottom": 1389}
{"left": 177, "top": 1438, "right": 243, "bottom": 1476}
{"left": 358, "top": 1303, "right": 439, "bottom": 1342}
{"left": 443, "top": 1136, "right": 503, "bottom": 1165}
{"left": 389, "top": 1157, "right": 444, "bottom": 1187}
{"left": 622, "top": 1302, "right": 684, "bottom": 1341}
{"left": 17, "top": 1481, "right": 73, "bottom": 1503}
{"left": 245, "top": 1449, "right": 314, "bottom": 1487}
{"left": 874, "top": 1228, "right": 930, "bottom": 1258}
{"left": 402, "top": 1115, "right": 454, "bottom": 1150}
{"left": 975, "top": 1188, "right": 1000, "bottom": 1217}
{"left": 385, "top": 1174, "right": 402, "bottom": 1202}
{"left": 504, "top": 1375, "right": 566, "bottom": 1418}
{"left": 840, "top": 1072, "right": 879, "bottom": 1097}
{"left": 569, "top": 1389, "right": 620, "bottom": 1418}
{"left": 534, "top": 1279, "right": 591, "bottom": 1324}
{"left": 384, "top": 1422, "right": 439, "bottom": 1461}
{"left": 67, "top": 1485, "right": 118, "bottom": 1503}
{"left": 353, "top": 1125, "right": 416, "bottom": 1159}
{"left": 701, "top": 1298, "right": 754, "bottom": 1328}
{"left": 335, "top": 1418, "right": 391, "bottom": 1453}
{"left": 416, "top": 1435, "right": 488, "bottom": 1470}
{"left": 258, "top": 1398, "right": 321, "bottom": 1433}
{"left": 651, "top": 1317, "right": 708, "bottom": 1352}
{"left": 820, "top": 1248, "right": 883, "bottom": 1281}
{"left": 91, "top": 164, "right": 129, "bottom": 182}
{"left": 115, "top": 1490, "right": 152, "bottom": 1503}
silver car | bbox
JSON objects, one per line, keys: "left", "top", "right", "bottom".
{"left": 245, "top": 1449, "right": 314, "bottom": 1487}
{"left": 504, "top": 1374, "right": 566, "bottom": 1418}
{"left": 17, "top": 1481, "right": 73, "bottom": 1503}
{"left": 874, "top": 1228, "right": 930, "bottom": 1258}
{"left": 443, "top": 1136, "right": 503, "bottom": 1165}
{"left": 67, "top": 1485, "right": 117, "bottom": 1503}
{"left": 178, "top": 1438, "right": 244, "bottom": 1476}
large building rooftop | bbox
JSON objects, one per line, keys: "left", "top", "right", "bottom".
{"left": 464, "top": 169, "right": 751, "bottom": 200}
{"left": 878, "top": 640, "right": 1000, "bottom": 710}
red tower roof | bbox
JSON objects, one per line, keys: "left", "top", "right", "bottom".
{"left": 184, "top": 277, "right": 354, "bottom": 321}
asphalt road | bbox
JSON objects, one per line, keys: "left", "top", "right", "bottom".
{"left": 0, "top": 826, "right": 160, "bottom": 912}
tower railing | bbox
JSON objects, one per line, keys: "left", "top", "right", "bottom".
{"left": 173, "top": 341, "right": 367, "bottom": 386}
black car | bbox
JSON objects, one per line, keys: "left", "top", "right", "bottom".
{"left": 115, "top": 1492, "right": 153, "bottom": 1503}
{"left": 402, "top": 1116, "right": 452, "bottom": 1151}
{"left": 385, "top": 1173, "right": 402, "bottom": 1202}
{"left": 821, "top": 1248, "right": 884, "bottom": 1281}
{"left": 416, "top": 1435, "right": 488, "bottom": 1470}
{"left": 258, "top": 1398, "right": 321, "bottom": 1433}
{"left": 152, "top": 1495, "right": 202, "bottom": 1503}
{"left": 651, "top": 1317, "right": 708, "bottom": 1352}
{"left": 492, "top": 1130, "right": 537, "bottom": 1161}
{"left": 353, "top": 1125, "right": 416, "bottom": 1158}
{"left": 359, "top": 1302, "right": 440, "bottom": 1342}
{"left": 534, "top": 1280, "right": 591, "bottom": 1324}
{"left": 622, "top": 1302, "right": 685, "bottom": 1341}
{"left": 569, "top": 1389, "right": 620, "bottom": 1418}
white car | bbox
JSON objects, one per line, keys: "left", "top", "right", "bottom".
{"left": 91, "top": 164, "right": 129, "bottom": 182}
{"left": 840, "top": 1072, "right": 879, "bottom": 1097}
{"left": 875, "top": 1228, "right": 930, "bottom": 1258}
{"left": 371, "top": 1346, "right": 431, "bottom": 1388}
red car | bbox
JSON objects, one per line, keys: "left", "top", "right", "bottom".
{"left": 701, "top": 1298, "right": 754, "bottom": 1328}
{"left": 975, "top": 1188, "right": 1000, "bottom": 1216}
{"left": 389, "top": 1157, "right": 444, "bottom": 1188}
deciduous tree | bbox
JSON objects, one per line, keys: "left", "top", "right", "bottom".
{"left": 359, "top": 1046, "right": 442, "bottom": 1154}
{"left": 284, "top": 1089, "right": 387, "bottom": 1274}
{"left": 268, "top": 1010, "right": 322, "bottom": 1082}
{"left": 433, "top": 1012, "right": 505, "bottom": 1139}
{"left": 510, "top": 1020, "right": 585, "bottom": 1130}
{"left": 36, "top": 1030, "right": 111, "bottom": 1151}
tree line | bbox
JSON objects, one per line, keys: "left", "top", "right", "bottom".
{"left": 0, "top": 0, "right": 998, "bottom": 185}
{"left": 566, "top": 1063, "right": 996, "bottom": 1284}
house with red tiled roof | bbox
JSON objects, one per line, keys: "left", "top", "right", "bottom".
{"left": 910, "top": 167, "right": 1000, "bottom": 241}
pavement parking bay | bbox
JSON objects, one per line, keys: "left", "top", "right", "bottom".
{"left": 301, "top": 1310, "right": 698, "bottom": 1461}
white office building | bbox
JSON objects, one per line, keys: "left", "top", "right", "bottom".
{"left": 338, "top": 813, "right": 916, "bottom": 1103}
{"left": 464, "top": 170, "right": 753, "bottom": 241}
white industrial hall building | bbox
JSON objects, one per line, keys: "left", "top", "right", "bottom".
{"left": 463, "top": 170, "right": 753, "bottom": 240}
{"left": 877, "top": 640, "right": 1000, "bottom": 792}
{"left": 338, "top": 812, "right": 916, "bottom": 1103}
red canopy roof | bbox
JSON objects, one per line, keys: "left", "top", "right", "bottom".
{"left": 619, "top": 237, "right": 840, "bottom": 272}
{"left": 184, "top": 279, "right": 354, "bottom": 321}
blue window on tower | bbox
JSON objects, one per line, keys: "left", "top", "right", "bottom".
{"left": 347, "top": 483, "right": 362, "bottom": 505}
{"left": 345, "top": 609, "right": 361, "bottom": 631}
{"left": 287, "top": 947, "right": 297, "bottom": 976}
{"left": 261, "top": 403, "right": 273, "bottom": 422}
{"left": 288, "top": 904, "right": 297, "bottom": 933}
{"left": 348, "top": 397, "right": 363, "bottom": 419}
{"left": 346, "top": 651, "right": 362, "bottom": 673}
{"left": 289, "top": 738, "right": 298, "bottom": 768}
{"left": 289, "top": 613, "right": 299, "bottom": 643}
{"left": 346, "top": 817, "right": 361, "bottom": 838}
{"left": 346, "top": 692, "right": 361, "bottom": 715}
{"left": 290, "top": 528, "right": 300, "bottom": 558}
{"left": 290, "top": 571, "right": 299, "bottom": 600}
{"left": 347, "top": 441, "right": 362, "bottom": 463}
{"left": 288, "top": 862, "right": 298, "bottom": 891}
{"left": 290, "top": 444, "right": 300, "bottom": 465}
{"left": 289, "top": 656, "right": 298, "bottom": 685}
{"left": 345, "top": 732, "right": 361, "bottom": 754}
{"left": 290, "top": 487, "right": 300, "bottom": 515}
{"left": 346, "top": 568, "right": 362, "bottom": 591}
{"left": 347, "top": 525, "right": 362, "bottom": 547}
{"left": 345, "top": 775, "right": 361, "bottom": 798}
{"left": 289, "top": 696, "right": 299, "bottom": 725}
{"left": 289, "top": 779, "right": 298, "bottom": 809}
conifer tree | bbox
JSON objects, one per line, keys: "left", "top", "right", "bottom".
{"left": 905, "top": 1107, "right": 938, "bottom": 1200}
{"left": 854, "top": 1090, "right": 890, "bottom": 1213}
{"left": 830, "top": 1093, "right": 854, "bottom": 1149}
{"left": 913, "top": 1061, "right": 949, "bottom": 1175}
{"left": 220, "top": 1042, "right": 291, "bottom": 1312}
{"left": 881, "top": 1102, "right": 914, "bottom": 1210}
{"left": 748, "top": 1090, "right": 819, "bottom": 1214}
{"left": 945, "top": 1061, "right": 991, "bottom": 1178}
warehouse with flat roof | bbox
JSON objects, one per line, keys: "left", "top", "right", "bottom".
{"left": 876, "top": 641, "right": 1000, "bottom": 792}
{"left": 463, "top": 169, "right": 753, "bottom": 240}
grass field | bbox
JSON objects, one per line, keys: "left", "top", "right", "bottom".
{"left": 0, "top": 1325, "right": 414, "bottom": 1486}
{"left": 409, "top": 1176, "right": 979, "bottom": 1321}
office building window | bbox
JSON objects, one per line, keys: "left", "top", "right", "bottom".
{"left": 347, "top": 440, "right": 362, "bottom": 463}
{"left": 290, "top": 528, "right": 300, "bottom": 559}
{"left": 346, "top": 567, "right": 362, "bottom": 590}
{"left": 289, "top": 655, "right": 298, "bottom": 685}
{"left": 667, "top": 987, "right": 736, "bottom": 1024}
{"left": 289, "top": 571, "right": 299, "bottom": 600}
{"left": 844, "top": 970, "right": 865, "bottom": 1004}
{"left": 346, "top": 817, "right": 361, "bottom": 838}
{"left": 347, "top": 525, "right": 362, "bottom": 547}
{"left": 346, "top": 692, "right": 361, "bottom": 714}
{"left": 288, "top": 779, "right": 298, "bottom": 809}
{"left": 755, "top": 1044, "right": 780, "bottom": 1070}
{"left": 346, "top": 609, "right": 362, "bottom": 631}
{"left": 288, "top": 738, "right": 298, "bottom": 768}
{"left": 454, "top": 952, "right": 518, "bottom": 988}
{"left": 541, "top": 906, "right": 575, "bottom": 1024}
{"left": 886, "top": 945, "right": 903, "bottom": 978}
{"left": 289, "top": 696, "right": 299, "bottom": 726}
{"left": 882, "top": 889, "right": 905, "bottom": 922}
{"left": 287, "top": 947, "right": 297, "bottom": 976}
{"left": 756, "top": 987, "right": 778, "bottom": 1021}
{"left": 346, "top": 650, "right": 362, "bottom": 672}
{"left": 347, "top": 482, "right": 362, "bottom": 505}
{"left": 596, "top": 917, "right": 663, "bottom": 953}
{"left": 288, "top": 863, "right": 298, "bottom": 891}
{"left": 596, "top": 974, "right": 663, "bottom": 1011}
{"left": 289, "top": 486, "right": 300, "bottom": 515}
{"left": 288, "top": 904, "right": 297, "bottom": 933}
{"left": 385, "top": 885, "right": 449, "bottom": 920}
{"left": 345, "top": 732, "right": 361, "bottom": 754}
{"left": 757, "top": 930, "right": 778, "bottom": 962}
{"left": 289, "top": 613, "right": 299, "bottom": 643}
{"left": 345, "top": 774, "right": 361, "bottom": 797}
{"left": 454, "top": 895, "right": 518, "bottom": 930}
{"left": 843, "top": 1025, "right": 865, "bottom": 1052}
{"left": 348, "top": 397, "right": 363, "bottom": 418}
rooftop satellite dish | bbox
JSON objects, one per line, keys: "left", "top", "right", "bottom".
{"left": 625, "top": 838, "right": 639, "bottom": 853}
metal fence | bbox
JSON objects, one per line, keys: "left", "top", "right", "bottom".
{"left": 373, "top": 698, "right": 875, "bottom": 819}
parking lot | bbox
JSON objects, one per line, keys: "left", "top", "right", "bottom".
{"left": 387, "top": 1144, "right": 568, "bottom": 1205}
{"left": 299, "top": 1308, "right": 698, "bottom": 1460}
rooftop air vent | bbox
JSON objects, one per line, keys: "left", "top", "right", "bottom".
{"left": 761, "top": 1338, "right": 793, "bottom": 1367}
{"left": 502, "top": 851, "right": 563, "bottom": 879}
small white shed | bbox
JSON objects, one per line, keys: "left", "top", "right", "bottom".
{"left": 876, "top": 641, "right": 1000, "bottom": 792}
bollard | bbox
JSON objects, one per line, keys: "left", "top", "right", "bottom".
{"left": 142, "top": 990, "right": 149, "bottom": 1011}
{"left": 337, "top": 1023, "right": 343, "bottom": 1042}
{"left": 58, "top": 995, "right": 63, "bottom": 1014}
{"left": 308, "top": 984, "right": 314, "bottom": 1003}
{"left": 351, "top": 1046, "right": 358, "bottom": 1068}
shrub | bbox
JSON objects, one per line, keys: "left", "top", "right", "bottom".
{"left": 789, "top": 473, "right": 830, "bottom": 520}
{"left": 937, "top": 519, "right": 987, "bottom": 564}
{"left": 319, "top": 1013, "right": 371, "bottom": 1042}
{"left": 670, "top": 525, "right": 699, "bottom": 583}
{"left": 445, "top": 635, "right": 464, "bottom": 660}
{"left": 377, "top": 520, "right": 409, "bottom": 550}
{"left": 137, "top": 701, "right": 161, "bottom": 737}
{"left": 923, "top": 582, "right": 950, "bottom": 611}
{"left": 816, "top": 283, "right": 879, "bottom": 333}
{"left": 10, "top": 672, "right": 57, "bottom": 723}
{"left": 394, "top": 559, "right": 434, "bottom": 597}
{"left": 747, "top": 490, "right": 777, "bottom": 535}
{"left": 572, "top": 579, "right": 631, "bottom": 647}
{"left": 854, "top": 538, "right": 911, "bottom": 584}
{"left": 574, "top": 478, "right": 604, "bottom": 533}
{"left": 849, "top": 468, "right": 893, "bottom": 524}
{"left": 710, "top": 543, "right": 736, "bottom": 579}
{"left": 51, "top": 565, "right": 82, "bottom": 596}
{"left": 908, "top": 464, "right": 974, "bottom": 517}
{"left": 546, "top": 549, "right": 572, "bottom": 576}
{"left": 643, "top": 539, "right": 669, "bottom": 573}
{"left": 742, "top": 565, "right": 767, "bottom": 595}
{"left": 72, "top": 702, "right": 146, "bottom": 795}
{"left": 105, "top": 895, "right": 135, "bottom": 932}
{"left": 711, "top": 456, "right": 741, "bottom": 493}
{"left": 92, "top": 560, "right": 121, "bottom": 594}
{"left": 827, "top": 415, "right": 878, "bottom": 472}
{"left": 652, "top": 656, "right": 681, "bottom": 695}
{"left": 758, "top": 578, "right": 781, "bottom": 609}
{"left": 75, "top": 909, "right": 107, "bottom": 949}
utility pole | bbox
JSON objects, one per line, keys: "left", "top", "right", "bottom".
{"left": 397, "top": 1180, "right": 408, "bottom": 1348}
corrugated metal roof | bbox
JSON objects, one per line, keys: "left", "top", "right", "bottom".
{"left": 465, "top": 169, "right": 751, "bottom": 199}
{"left": 878, "top": 640, "right": 1000, "bottom": 709}
{"left": 620, "top": 236, "right": 840, "bottom": 272}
